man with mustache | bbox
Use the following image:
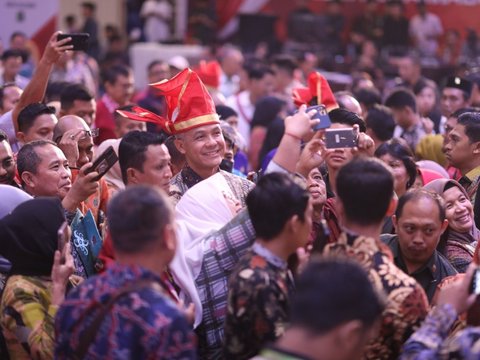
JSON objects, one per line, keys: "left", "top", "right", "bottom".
{"left": 382, "top": 189, "right": 457, "bottom": 302}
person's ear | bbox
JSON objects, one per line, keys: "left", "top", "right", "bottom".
{"left": 162, "top": 223, "right": 177, "bottom": 253}
{"left": 126, "top": 167, "right": 138, "bottom": 185}
{"left": 174, "top": 137, "right": 186, "bottom": 155}
{"left": 440, "top": 218, "right": 449, "bottom": 234}
{"left": 386, "top": 194, "right": 398, "bottom": 217}
{"left": 392, "top": 214, "right": 398, "bottom": 229}
{"left": 472, "top": 141, "right": 480, "bottom": 155}
{"left": 16, "top": 131, "right": 25, "bottom": 144}
{"left": 21, "top": 171, "right": 35, "bottom": 188}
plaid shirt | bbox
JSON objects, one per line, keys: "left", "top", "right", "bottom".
{"left": 194, "top": 209, "right": 256, "bottom": 359}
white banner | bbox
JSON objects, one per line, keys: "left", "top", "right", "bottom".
{"left": 0, "top": 0, "right": 58, "bottom": 50}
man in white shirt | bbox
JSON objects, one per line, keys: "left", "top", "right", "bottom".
{"left": 226, "top": 62, "right": 274, "bottom": 149}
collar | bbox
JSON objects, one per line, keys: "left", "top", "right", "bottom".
{"left": 180, "top": 165, "right": 220, "bottom": 189}
{"left": 101, "top": 93, "right": 120, "bottom": 114}
{"left": 252, "top": 242, "right": 288, "bottom": 270}
{"left": 390, "top": 237, "right": 438, "bottom": 277}
{"left": 462, "top": 166, "right": 480, "bottom": 183}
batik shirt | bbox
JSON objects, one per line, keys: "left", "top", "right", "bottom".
{"left": 323, "top": 232, "right": 429, "bottom": 360}
{"left": 194, "top": 209, "right": 256, "bottom": 359}
{"left": 0, "top": 275, "right": 57, "bottom": 359}
{"left": 55, "top": 263, "right": 197, "bottom": 359}
{"left": 401, "top": 303, "right": 480, "bottom": 359}
{"left": 459, "top": 166, "right": 480, "bottom": 229}
{"left": 169, "top": 166, "right": 254, "bottom": 206}
{"left": 223, "top": 244, "right": 295, "bottom": 359}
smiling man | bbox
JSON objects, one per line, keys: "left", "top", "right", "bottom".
{"left": 119, "top": 68, "right": 254, "bottom": 206}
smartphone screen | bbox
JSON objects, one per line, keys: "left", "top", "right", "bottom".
{"left": 57, "top": 33, "right": 90, "bottom": 51}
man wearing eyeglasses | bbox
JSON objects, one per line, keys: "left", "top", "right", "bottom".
{"left": 53, "top": 115, "right": 109, "bottom": 225}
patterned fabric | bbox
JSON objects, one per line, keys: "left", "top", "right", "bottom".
{"left": 400, "top": 303, "right": 480, "bottom": 359}
{"left": 169, "top": 166, "right": 254, "bottom": 207}
{"left": 394, "top": 122, "right": 427, "bottom": 151}
{"left": 194, "top": 209, "right": 256, "bottom": 359}
{"left": 0, "top": 275, "right": 57, "bottom": 359}
{"left": 323, "top": 232, "right": 429, "bottom": 360}
{"left": 55, "top": 263, "right": 197, "bottom": 359}
{"left": 382, "top": 234, "right": 458, "bottom": 302}
{"left": 459, "top": 166, "right": 480, "bottom": 230}
{"left": 445, "top": 234, "right": 477, "bottom": 273}
{"left": 223, "top": 245, "right": 295, "bottom": 359}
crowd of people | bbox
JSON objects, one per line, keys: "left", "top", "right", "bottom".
{"left": 2, "top": 1, "right": 480, "bottom": 359}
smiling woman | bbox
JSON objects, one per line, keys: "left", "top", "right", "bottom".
{"left": 424, "top": 179, "right": 479, "bottom": 273}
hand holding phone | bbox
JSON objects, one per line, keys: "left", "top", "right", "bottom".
{"left": 56, "top": 33, "right": 90, "bottom": 51}
{"left": 324, "top": 127, "right": 358, "bottom": 149}
{"left": 85, "top": 145, "right": 118, "bottom": 181}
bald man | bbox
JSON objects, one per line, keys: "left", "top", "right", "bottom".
{"left": 54, "top": 115, "right": 94, "bottom": 169}
{"left": 54, "top": 115, "right": 109, "bottom": 224}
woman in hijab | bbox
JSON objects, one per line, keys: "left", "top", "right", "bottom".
{"left": 0, "top": 197, "right": 74, "bottom": 359}
{"left": 424, "top": 179, "right": 479, "bottom": 273}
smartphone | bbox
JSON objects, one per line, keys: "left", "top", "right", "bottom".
{"left": 85, "top": 145, "right": 118, "bottom": 181}
{"left": 295, "top": 105, "right": 332, "bottom": 131}
{"left": 324, "top": 127, "right": 358, "bottom": 149}
{"left": 309, "top": 105, "right": 332, "bottom": 131}
{"left": 470, "top": 268, "right": 480, "bottom": 294}
{"left": 57, "top": 221, "right": 68, "bottom": 264}
{"left": 57, "top": 33, "right": 90, "bottom": 51}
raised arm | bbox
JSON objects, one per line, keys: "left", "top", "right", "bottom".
{"left": 12, "top": 32, "right": 73, "bottom": 133}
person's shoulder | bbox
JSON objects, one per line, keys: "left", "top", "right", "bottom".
{"left": 436, "top": 251, "right": 458, "bottom": 276}
{"left": 220, "top": 170, "right": 254, "bottom": 187}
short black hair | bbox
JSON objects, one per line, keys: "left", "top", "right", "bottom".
{"left": 1, "top": 49, "right": 23, "bottom": 62}
{"left": 147, "top": 59, "right": 167, "bottom": 73}
{"left": 457, "top": 112, "right": 480, "bottom": 143}
{"left": 102, "top": 64, "right": 131, "bottom": 85}
{"left": 395, "top": 188, "right": 446, "bottom": 223}
{"left": 9, "top": 31, "right": 26, "bottom": 42}
{"left": 246, "top": 172, "right": 310, "bottom": 240}
{"left": 291, "top": 257, "right": 385, "bottom": 334}
{"left": 17, "top": 140, "right": 56, "bottom": 178}
{"left": 365, "top": 105, "right": 395, "bottom": 141}
{"left": 0, "top": 83, "right": 20, "bottom": 110}
{"left": 60, "top": 83, "right": 93, "bottom": 110}
{"left": 385, "top": 88, "right": 417, "bottom": 113}
{"left": 337, "top": 158, "right": 394, "bottom": 225}
{"left": 375, "top": 138, "right": 417, "bottom": 189}
{"left": 354, "top": 87, "right": 382, "bottom": 110}
{"left": 270, "top": 54, "right": 297, "bottom": 76}
{"left": 108, "top": 185, "right": 173, "bottom": 253}
{"left": 243, "top": 59, "right": 274, "bottom": 80}
{"left": 46, "top": 81, "right": 71, "bottom": 103}
{"left": 450, "top": 107, "right": 480, "bottom": 120}
{"left": 328, "top": 108, "right": 367, "bottom": 132}
{"left": 17, "top": 103, "right": 56, "bottom": 133}
{"left": 119, "top": 131, "right": 165, "bottom": 184}
{"left": 81, "top": 2, "right": 96, "bottom": 11}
